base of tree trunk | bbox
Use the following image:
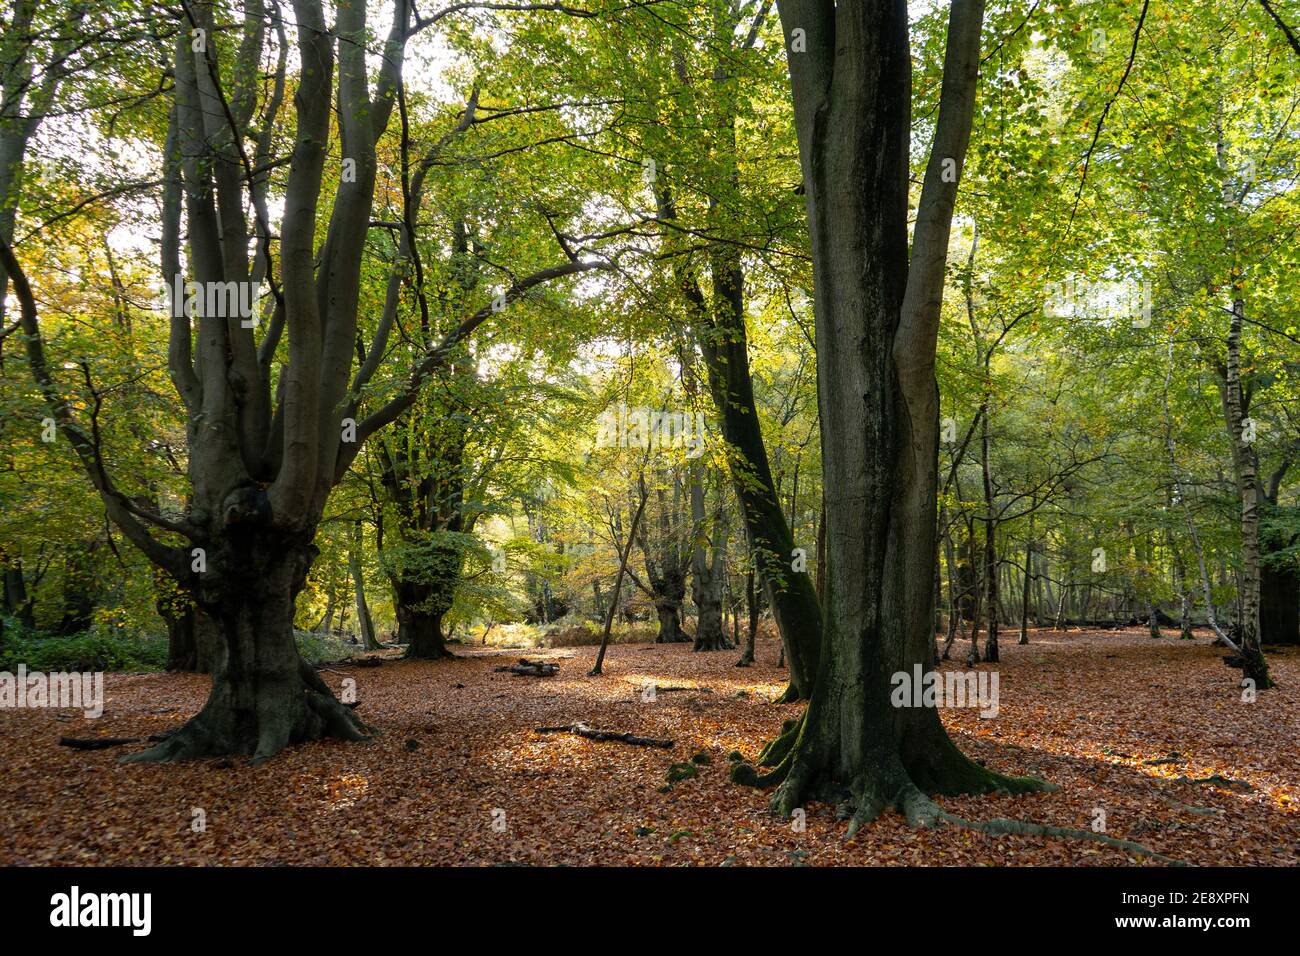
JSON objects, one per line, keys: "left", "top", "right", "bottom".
{"left": 123, "top": 657, "right": 368, "bottom": 763}
{"left": 654, "top": 605, "right": 691, "bottom": 643}
{"left": 692, "top": 621, "right": 733, "bottom": 651}
{"left": 733, "top": 702, "right": 1051, "bottom": 834}
{"left": 774, "top": 683, "right": 804, "bottom": 704}
{"left": 401, "top": 612, "right": 454, "bottom": 660}
{"left": 1226, "top": 648, "right": 1275, "bottom": 690}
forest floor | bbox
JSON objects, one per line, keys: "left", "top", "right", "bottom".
{"left": 1, "top": 627, "right": 1297, "bottom": 866}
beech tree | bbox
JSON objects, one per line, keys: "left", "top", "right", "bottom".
{"left": 3, "top": 0, "right": 611, "bottom": 760}
{"left": 735, "top": 0, "right": 1052, "bottom": 829}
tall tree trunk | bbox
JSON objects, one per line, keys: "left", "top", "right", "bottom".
{"left": 350, "top": 521, "right": 380, "bottom": 651}
{"left": 2, "top": 556, "right": 35, "bottom": 630}
{"left": 592, "top": 477, "right": 649, "bottom": 676}
{"left": 55, "top": 538, "right": 100, "bottom": 636}
{"left": 1219, "top": 296, "right": 1273, "bottom": 686}
{"left": 658, "top": 17, "right": 822, "bottom": 693}
{"left": 1144, "top": 535, "right": 1163, "bottom": 639}
{"left": 735, "top": 557, "right": 758, "bottom": 667}
{"left": 638, "top": 476, "right": 691, "bottom": 644}
{"left": 966, "top": 518, "right": 983, "bottom": 664}
{"left": 979, "top": 404, "right": 999, "bottom": 662}
{"left": 740, "top": 0, "right": 1044, "bottom": 828}
{"left": 1055, "top": 574, "right": 1069, "bottom": 630}
{"left": 690, "top": 468, "right": 730, "bottom": 650}
{"left": 1019, "top": 523, "right": 1032, "bottom": 645}
{"left": 941, "top": 520, "right": 961, "bottom": 660}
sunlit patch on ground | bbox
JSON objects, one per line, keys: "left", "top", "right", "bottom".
{"left": 0, "top": 628, "right": 1295, "bottom": 866}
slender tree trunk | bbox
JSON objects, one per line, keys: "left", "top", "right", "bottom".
{"left": 1055, "top": 574, "right": 1069, "bottom": 630}
{"left": 1218, "top": 296, "right": 1272, "bottom": 686}
{"left": 941, "top": 507, "right": 960, "bottom": 659}
{"left": 592, "top": 478, "right": 649, "bottom": 676}
{"left": 966, "top": 521, "right": 983, "bottom": 664}
{"left": 1019, "top": 531, "right": 1032, "bottom": 645}
{"left": 350, "top": 522, "right": 380, "bottom": 651}
{"left": 979, "top": 407, "right": 998, "bottom": 662}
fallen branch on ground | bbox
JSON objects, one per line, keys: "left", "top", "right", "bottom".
{"left": 61, "top": 728, "right": 181, "bottom": 749}
{"left": 535, "top": 722, "right": 673, "bottom": 748}
{"left": 497, "top": 658, "right": 559, "bottom": 677}
{"left": 1171, "top": 774, "right": 1252, "bottom": 791}
{"left": 645, "top": 685, "right": 712, "bottom": 694}
{"left": 59, "top": 736, "right": 140, "bottom": 750}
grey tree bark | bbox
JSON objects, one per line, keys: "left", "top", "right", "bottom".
{"left": 4, "top": 0, "right": 608, "bottom": 761}
{"left": 738, "top": 0, "right": 1047, "bottom": 830}
{"left": 690, "top": 467, "right": 730, "bottom": 651}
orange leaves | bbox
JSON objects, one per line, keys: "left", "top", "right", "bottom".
{"left": 0, "top": 629, "right": 1295, "bottom": 866}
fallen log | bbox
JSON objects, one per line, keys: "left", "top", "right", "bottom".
{"left": 1171, "top": 773, "right": 1252, "bottom": 791}
{"left": 496, "top": 658, "right": 558, "bottom": 677}
{"left": 535, "top": 722, "right": 673, "bottom": 748}
{"left": 645, "top": 685, "right": 712, "bottom": 694}
{"left": 59, "top": 736, "right": 140, "bottom": 750}
{"left": 60, "top": 728, "right": 181, "bottom": 750}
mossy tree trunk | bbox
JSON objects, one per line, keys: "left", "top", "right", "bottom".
{"left": 636, "top": 474, "right": 692, "bottom": 644}
{"left": 3, "top": 1, "right": 606, "bottom": 762}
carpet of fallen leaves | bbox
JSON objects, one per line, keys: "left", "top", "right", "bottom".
{"left": 1, "top": 627, "right": 1296, "bottom": 866}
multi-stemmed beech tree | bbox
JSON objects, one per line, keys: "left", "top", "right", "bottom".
{"left": 738, "top": 0, "right": 1049, "bottom": 830}
{"left": 2, "top": 0, "right": 606, "bottom": 760}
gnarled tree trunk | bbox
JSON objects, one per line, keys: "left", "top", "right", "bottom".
{"left": 130, "top": 530, "right": 366, "bottom": 762}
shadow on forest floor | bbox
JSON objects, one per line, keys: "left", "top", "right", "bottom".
{"left": 0, "top": 627, "right": 1295, "bottom": 865}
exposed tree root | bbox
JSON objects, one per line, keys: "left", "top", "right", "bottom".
{"left": 930, "top": 806, "right": 1187, "bottom": 866}
{"left": 735, "top": 735, "right": 1186, "bottom": 864}
{"left": 774, "top": 684, "right": 804, "bottom": 704}
{"left": 63, "top": 728, "right": 179, "bottom": 750}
